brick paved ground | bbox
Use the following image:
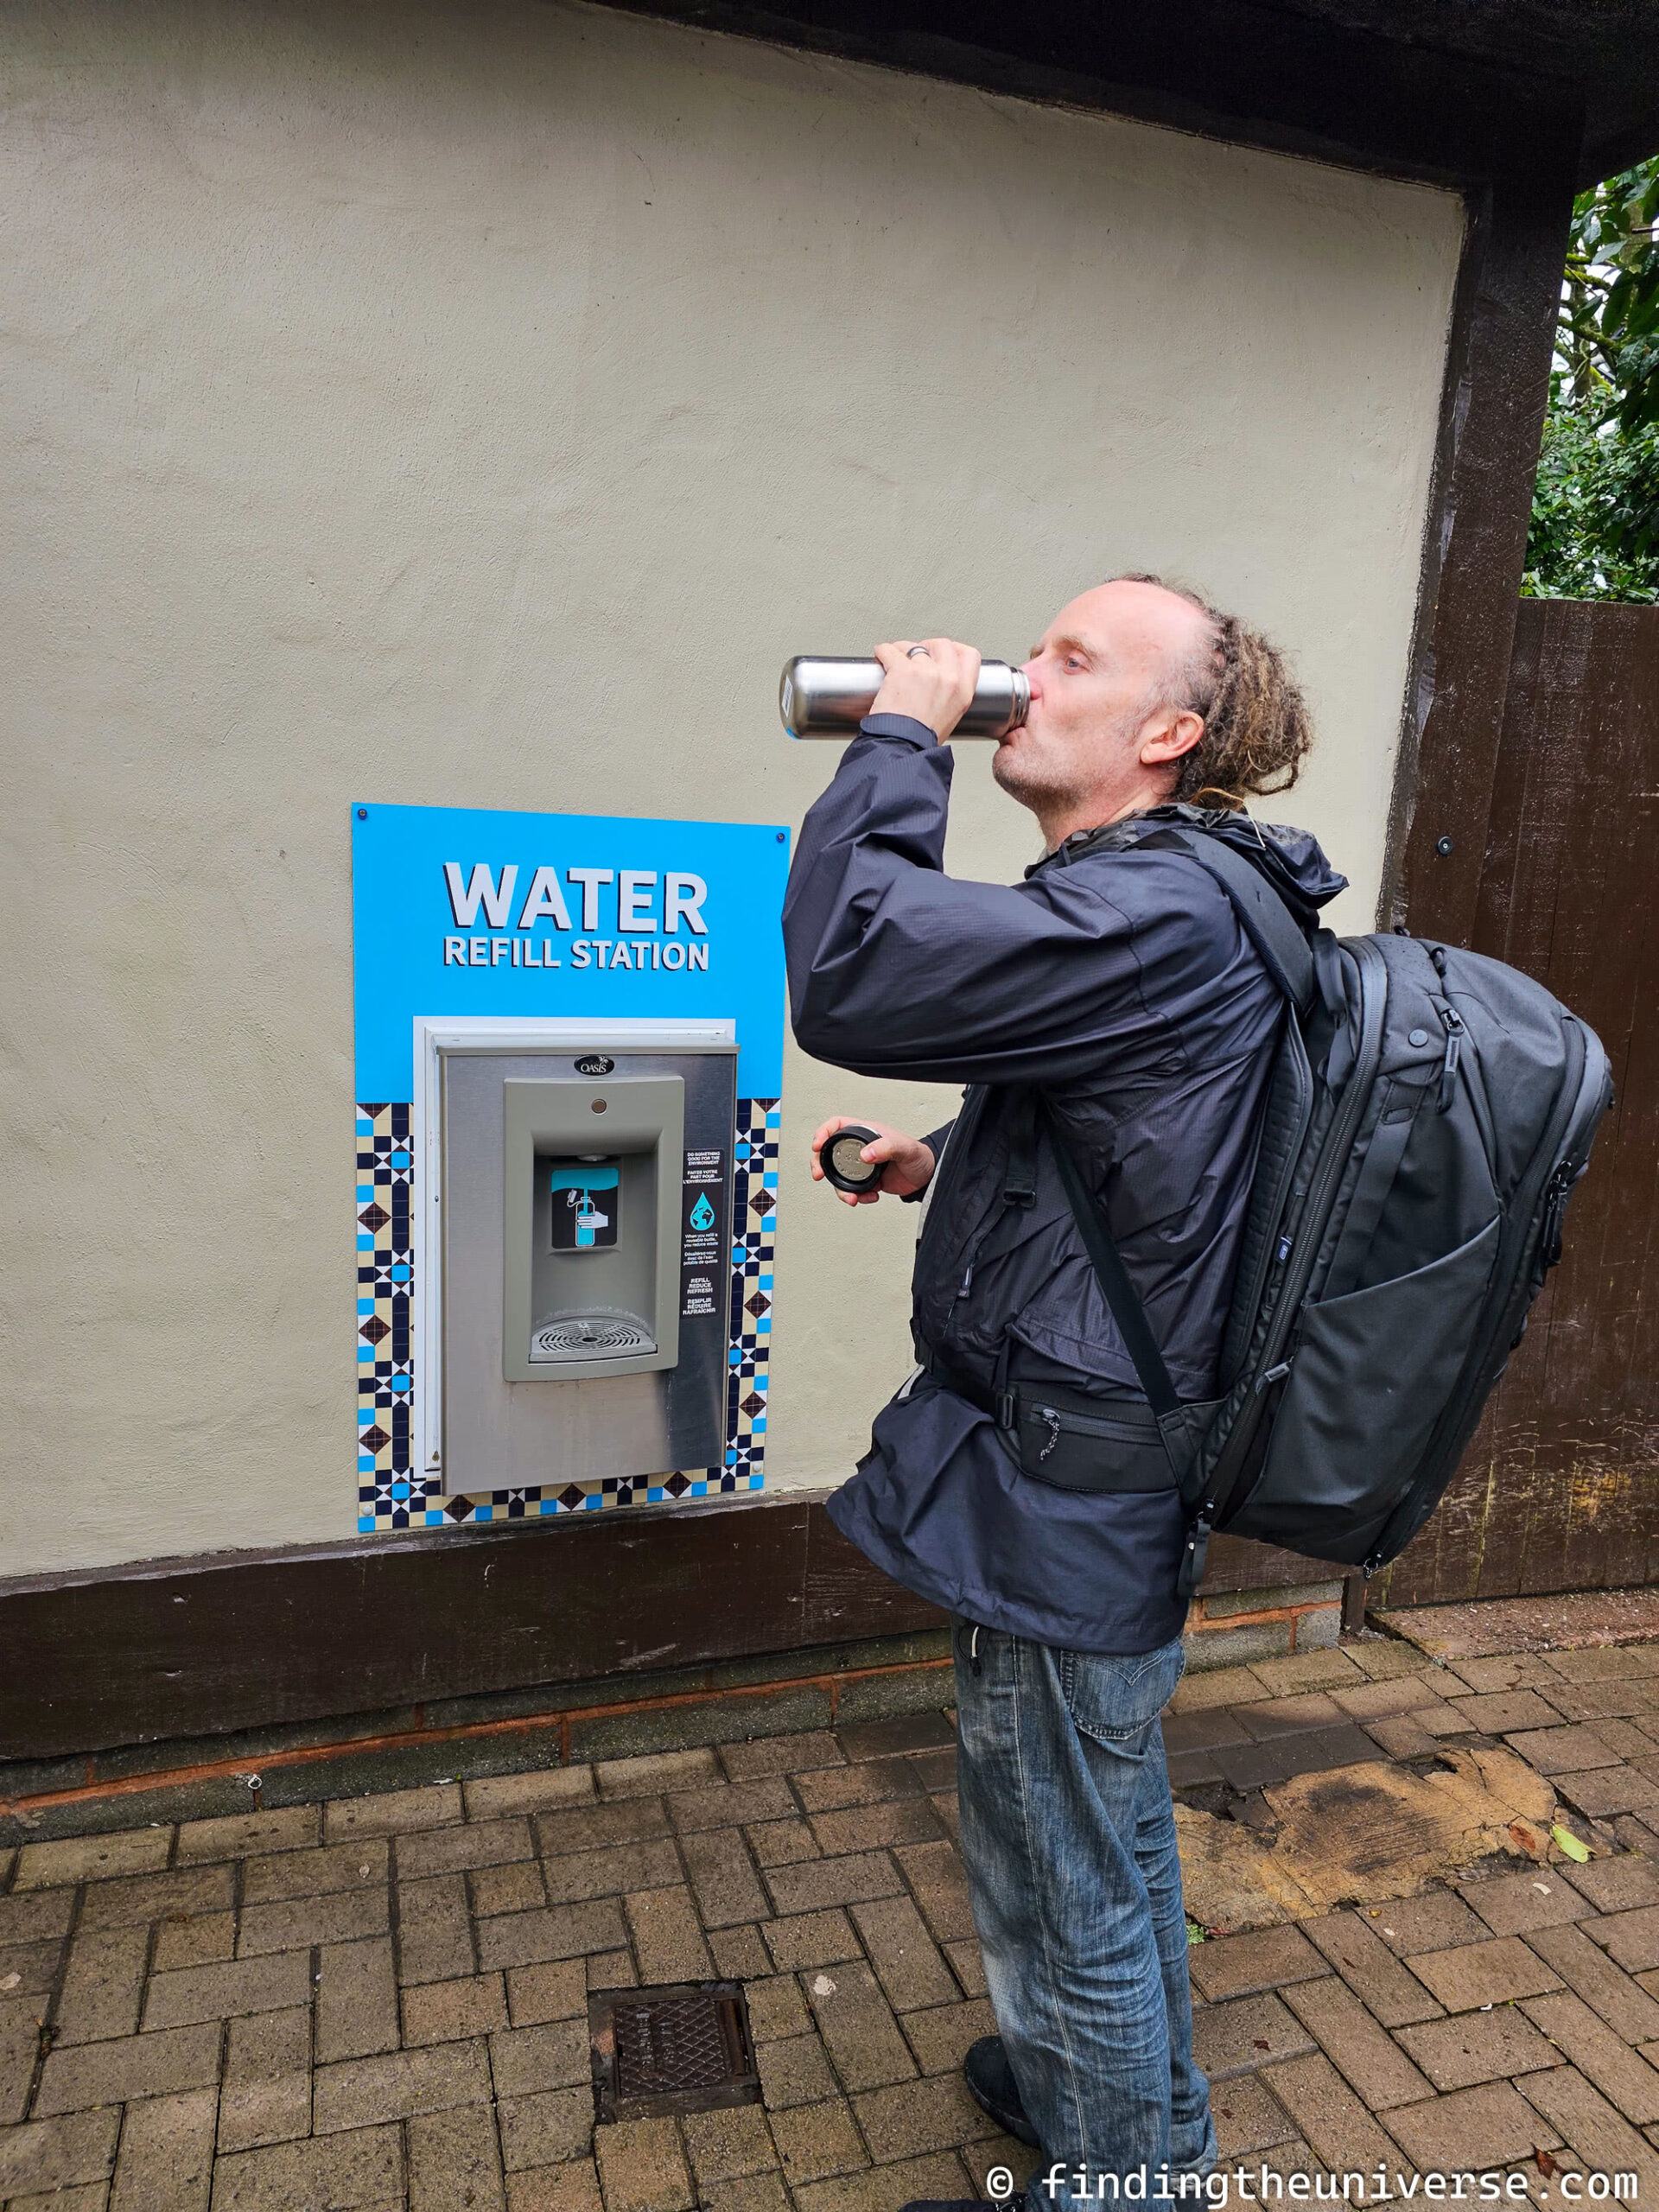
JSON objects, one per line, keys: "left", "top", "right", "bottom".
{"left": 7, "top": 1631, "right": 1659, "bottom": 2209}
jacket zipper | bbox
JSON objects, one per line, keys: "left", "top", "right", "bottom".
{"left": 918, "top": 1089, "right": 990, "bottom": 1344}
{"left": 914, "top": 1095, "right": 974, "bottom": 1236}
{"left": 1027, "top": 1399, "right": 1161, "bottom": 1443}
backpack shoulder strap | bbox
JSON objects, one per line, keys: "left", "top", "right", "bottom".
{"left": 1142, "top": 825, "right": 1318, "bottom": 1015}
{"left": 1039, "top": 1099, "right": 1180, "bottom": 1420}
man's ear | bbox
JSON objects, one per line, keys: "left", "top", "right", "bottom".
{"left": 1140, "top": 709, "right": 1205, "bottom": 766}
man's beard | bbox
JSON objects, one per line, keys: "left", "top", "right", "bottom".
{"left": 991, "top": 736, "right": 1068, "bottom": 813}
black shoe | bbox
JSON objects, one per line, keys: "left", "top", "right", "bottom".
{"left": 899, "top": 2200, "right": 1026, "bottom": 2210}
{"left": 963, "top": 2033, "right": 1039, "bottom": 2148}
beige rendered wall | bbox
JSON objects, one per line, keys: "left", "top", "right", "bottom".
{"left": 2, "top": 0, "right": 1464, "bottom": 1576}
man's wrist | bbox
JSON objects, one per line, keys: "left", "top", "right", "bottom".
{"left": 899, "top": 1143, "right": 938, "bottom": 1201}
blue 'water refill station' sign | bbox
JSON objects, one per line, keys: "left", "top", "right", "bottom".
{"left": 348, "top": 799, "right": 791, "bottom": 1535}
{"left": 350, "top": 802, "right": 789, "bottom": 1101}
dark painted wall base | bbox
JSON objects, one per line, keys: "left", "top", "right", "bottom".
{"left": 0, "top": 1622, "right": 959, "bottom": 1846}
{"left": 0, "top": 1496, "right": 1342, "bottom": 1767}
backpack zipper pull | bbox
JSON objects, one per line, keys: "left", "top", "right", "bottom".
{"left": 1037, "top": 1407, "right": 1062, "bottom": 1463}
{"left": 1437, "top": 1005, "right": 1464, "bottom": 1111}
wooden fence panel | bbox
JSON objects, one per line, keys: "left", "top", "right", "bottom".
{"left": 1378, "top": 598, "right": 1659, "bottom": 1605}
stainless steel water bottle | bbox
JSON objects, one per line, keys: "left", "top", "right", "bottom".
{"left": 779, "top": 656, "right": 1030, "bottom": 739}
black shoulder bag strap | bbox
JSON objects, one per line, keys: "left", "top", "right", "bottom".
{"left": 1039, "top": 1101, "right": 1179, "bottom": 1423}
{"left": 1042, "top": 1103, "right": 1213, "bottom": 1592}
{"left": 1031, "top": 822, "right": 1319, "bottom": 1418}
{"left": 1028, "top": 826, "right": 1327, "bottom": 1597}
{"left": 1139, "top": 825, "right": 1321, "bottom": 1014}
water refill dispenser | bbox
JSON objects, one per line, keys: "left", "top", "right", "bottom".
{"left": 438, "top": 1035, "right": 738, "bottom": 1492}
{"left": 502, "top": 1073, "right": 684, "bottom": 1377}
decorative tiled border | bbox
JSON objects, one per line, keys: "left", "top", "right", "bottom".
{"left": 356, "top": 1099, "right": 777, "bottom": 1533}
{"left": 355, "top": 1104, "right": 416, "bottom": 1530}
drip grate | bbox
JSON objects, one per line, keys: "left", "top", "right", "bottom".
{"left": 531, "top": 1310, "right": 657, "bottom": 1360}
{"left": 589, "top": 1981, "right": 760, "bottom": 2124}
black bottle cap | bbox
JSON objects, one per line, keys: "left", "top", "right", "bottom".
{"left": 818, "top": 1123, "right": 883, "bottom": 1195}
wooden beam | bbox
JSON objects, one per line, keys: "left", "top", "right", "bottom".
{"left": 1380, "top": 113, "right": 1583, "bottom": 937}
{"left": 0, "top": 1501, "right": 1344, "bottom": 1764}
{"left": 582, "top": 0, "right": 1553, "bottom": 189}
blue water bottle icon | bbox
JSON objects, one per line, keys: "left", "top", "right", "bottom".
{"left": 549, "top": 1161, "right": 619, "bottom": 1251}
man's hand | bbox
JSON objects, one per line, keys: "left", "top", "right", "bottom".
{"left": 809, "top": 1116, "right": 937, "bottom": 1206}
{"left": 868, "top": 638, "right": 982, "bottom": 741}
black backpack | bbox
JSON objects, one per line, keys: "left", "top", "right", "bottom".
{"left": 1043, "top": 825, "right": 1614, "bottom": 1597}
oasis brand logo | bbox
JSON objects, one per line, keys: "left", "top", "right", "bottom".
{"left": 439, "top": 862, "right": 710, "bottom": 973}
{"left": 575, "top": 1055, "right": 615, "bottom": 1076}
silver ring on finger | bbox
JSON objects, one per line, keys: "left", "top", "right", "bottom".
{"left": 906, "top": 644, "right": 931, "bottom": 659}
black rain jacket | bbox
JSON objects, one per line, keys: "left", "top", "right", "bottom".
{"left": 784, "top": 718, "right": 1347, "bottom": 1651}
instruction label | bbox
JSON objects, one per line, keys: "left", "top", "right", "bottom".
{"left": 680, "top": 1151, "right": 725, "bottom": 1314}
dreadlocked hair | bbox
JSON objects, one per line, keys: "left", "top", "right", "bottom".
{"left": 1112, "top": 573, "right": 1314, "bottom": 812}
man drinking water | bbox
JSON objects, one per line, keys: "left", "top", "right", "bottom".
{"left": 782, "top": 575, "right": 1345, "bottom": 2211}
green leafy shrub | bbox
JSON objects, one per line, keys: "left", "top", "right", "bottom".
{"left": 1523, "top": 158, "right": 1659, "bottom": 602}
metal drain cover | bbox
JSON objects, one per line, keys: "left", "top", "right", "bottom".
{"left": 531, "top": 1310, "right": 657, "bottom": 1361}
{"left": 589, "top": 1981, "right": 760, "bottom": 2123}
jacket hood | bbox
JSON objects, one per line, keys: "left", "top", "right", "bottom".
{"left": 1037, "top": 802, "right": 1349, "bottom": 922}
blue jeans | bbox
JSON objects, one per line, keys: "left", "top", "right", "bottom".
{"left": 951, "top": 1619, "right": 1217, "bottom": 2209}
